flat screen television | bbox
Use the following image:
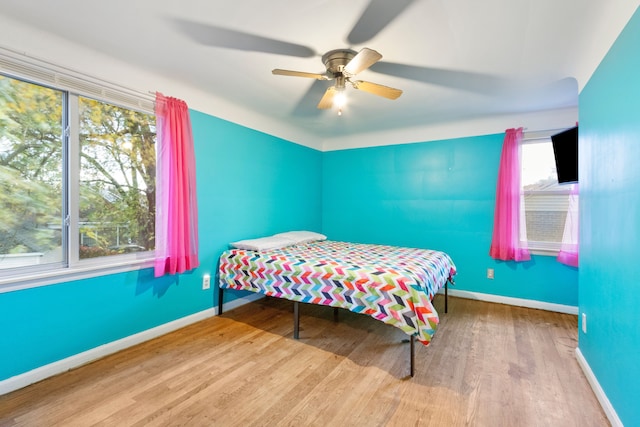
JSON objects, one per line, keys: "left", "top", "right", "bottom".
{"left": 551, "top": 126, "right": 578, "bottom": 184}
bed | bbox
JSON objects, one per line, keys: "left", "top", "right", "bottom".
{"left": 217, "top": 234, "right": 456, "bottom": 376}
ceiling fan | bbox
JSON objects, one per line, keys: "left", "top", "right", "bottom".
{"left": 172, "top": 0, "right": 513, "bottom": 116}
{"left": 272, "top": 47, "right": 402, "bottom": 113}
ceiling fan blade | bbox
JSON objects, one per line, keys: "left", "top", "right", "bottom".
{"left": 272, "top": 69, "right": 329, "bottom": 80}
{"left": 317, "top": 87, "right": 337, "bottom": 109}
{"left": 343, "top": 48, "right": 382, "bottom": 76}
{"left": 292, "top": 80, "right": 332, "bottom": 117}
{"left": 369, "top": 62, "right": 517, "bottom": 95}
{"left": 347, "top": 0, "right": 417, "bottom": 45}
{"left": 172, "top": 18, "right": 316, "bottom": 58}
{"left": 351, "top": 80, "right": 402, "bottom": 100}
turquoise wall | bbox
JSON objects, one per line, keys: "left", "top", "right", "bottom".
{"left": 578, "top": 7, "right": 640, "bottom": 426}
{"left": 0, "top": 110, "right": 322, "bottom": 381}
{"left": 322, "top": 135, "right": 578, "bottom": 306}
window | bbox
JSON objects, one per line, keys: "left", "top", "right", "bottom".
{"left": 0, "top": 68, "right": 155, "bottom": 284}
{"left": 0, "top": 76, "right": 65, "bottom": 270}
{"left": 78, "top": 97, "right": 156, "bottom": 259}
{"left": 521, "top": 138, "right": 571, "bottom": 252}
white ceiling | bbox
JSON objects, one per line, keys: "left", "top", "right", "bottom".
{"left": 0, "top": 0, "right": 638, "bottom": 149}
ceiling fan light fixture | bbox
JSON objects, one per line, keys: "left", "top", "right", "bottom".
{"left": 334, "top": 89, "right": 347, "bottom": 108}
{"left": 333, "top": 87, "right": 347, "bottom": 116}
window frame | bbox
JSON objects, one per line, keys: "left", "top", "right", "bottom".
{"left": 520, "top": 134, "right": 571, "bottom": 255}
{"left": 0, "top": 49, "right": 156, "bottom": 294}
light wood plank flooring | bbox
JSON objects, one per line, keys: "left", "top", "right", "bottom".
{"left": 0, "top": 296, "right": 608, "bottom": 426}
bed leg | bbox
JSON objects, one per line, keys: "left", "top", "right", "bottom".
{"left": 333, "top": 307, "right": 339, "bottom": 322}
{"left": 410, "top": 335, "right": 415, "bottom": 378}
{"left": 218, "top": 286, "right": 224, "bottom": 315}
{"left": 293, "top": 301, "right": 300, "bottom": 339}
{"left": 445, "top": 280, "right": 448, "bottom": 314}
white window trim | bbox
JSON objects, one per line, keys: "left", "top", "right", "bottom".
{"left": 527, "top": 241, "right": 562, "bottom": 253}
{"left": 0, "top": 48, "right": 157, "bottom": 293}
{"left": 0, "top": 47, "right": 154, "bottom": 114}
{"left": 0, "top": 256, "right": 156, "bottom": 294}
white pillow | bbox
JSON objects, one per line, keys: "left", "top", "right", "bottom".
{"left": 230, "top": 235, "right": 296, "bottom": 251}
{"left": 273, "top": 230, "right": 327, "bottom": 244}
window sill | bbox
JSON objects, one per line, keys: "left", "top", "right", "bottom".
{"left": 0, "top": 257, "right": 155, "bottom": 294}
{"left": 528, "top": 248, "right": 559, "bottom": 257}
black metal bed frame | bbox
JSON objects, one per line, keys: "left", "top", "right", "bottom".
{"left": 218, "top": 277, "right": 453, "bottom": 377}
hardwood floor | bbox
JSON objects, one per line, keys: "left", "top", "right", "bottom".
{"left": 0, "top": 296, "right": 609, "bottom": 426}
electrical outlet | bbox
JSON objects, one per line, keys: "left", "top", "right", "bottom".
{"left": 582, "top": 313, "right": 587, "bottom": 334}
{"left": 487, "top": 268, "right": 494, "bottom": 279}
{"left": 202, "top": 274, "right": 211, "bottom": 290}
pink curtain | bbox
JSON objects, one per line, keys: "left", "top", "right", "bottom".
{"left": 154, "top": 92, "right": 199, "bottom": 277}
{"left": 489, "top": 128, "right": 531, "bottom": 262}
{"left": 557, "top": 184, "right": 579, "bottom": 267}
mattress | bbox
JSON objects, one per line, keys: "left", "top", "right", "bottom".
{"left": 218, "top": 240, "right": 456, "bottom": 345}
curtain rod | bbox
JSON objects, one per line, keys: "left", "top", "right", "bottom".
{"left": 522, "top": 127, "right": 573, "bottom": 141}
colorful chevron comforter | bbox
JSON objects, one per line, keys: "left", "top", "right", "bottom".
{"left": 218, "top": 240, "right": 457, "bottom": 345}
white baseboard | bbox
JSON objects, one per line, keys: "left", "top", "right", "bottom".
{"left": 440, "top": 288, "right": 579, "bottom": 315}
{"left": 0, "top": 292, "right": 264, "bottom": 396}
{"left": 575, "top": 348, "right": 623, "bottom": 427}
{"left": 221, "top": 292, "right": 264, "bottom": 313}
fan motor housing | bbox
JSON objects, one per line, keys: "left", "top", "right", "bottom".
{"left": 322, "top": 49, "right": 357, "bottom": 75}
